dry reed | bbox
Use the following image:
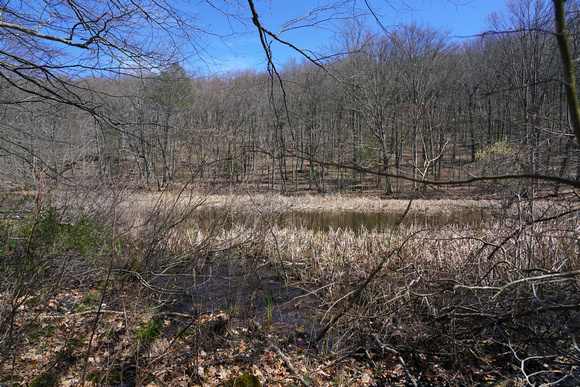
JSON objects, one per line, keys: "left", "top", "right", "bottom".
{"left": 10, "top": 189, "right": 577, "bottom": 385}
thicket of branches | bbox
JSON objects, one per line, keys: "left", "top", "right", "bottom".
{"left": 0, "top": 0, "right": 579, "bottom": 385}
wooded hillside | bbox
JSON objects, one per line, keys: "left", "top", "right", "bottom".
{"left": 1, "top": 1, "right": 579, "bottom": 198}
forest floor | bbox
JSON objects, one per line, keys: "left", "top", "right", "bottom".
{"left": 3, "top": 286, "right": 420, "bottom": 386}
{"left": 1, "top": 191, "right": 578, "bottom": 386}
{"left": 3, "top": 275, "right": 522, "bottom": 387}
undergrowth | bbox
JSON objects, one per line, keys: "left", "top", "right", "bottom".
{"left": 1, "top": 189, "right": 578, "bottom": 386}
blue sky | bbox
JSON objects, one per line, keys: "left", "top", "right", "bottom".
{"left": 187, "top": 0, "right": 508, "bottom": 74}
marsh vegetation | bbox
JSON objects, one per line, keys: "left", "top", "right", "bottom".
{"left": 1, "top": 0, "right": 580, "bottom": 385}
{"left": 1, "top": 187, "right": 578, "bottom": 386}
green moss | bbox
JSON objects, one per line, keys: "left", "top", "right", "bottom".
{"left": 223, "top": 374, "right": 262, "bottom": 387}
{"left": 135, "top": 319, "right": 161, "bottom": 343}
{"left": 77, "top": 290, "right": 101, "bottom": 311}
{"left": 29, "top": 372, "right": 58, "bottom": 387}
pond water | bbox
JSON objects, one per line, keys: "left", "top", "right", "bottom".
{"left": 164, "top": 206, "right": 487, "bottom": 350}
{"left": 280, "top": 209, "right": 485, "bottom": 231}
{"left": 154, "top": 261, "right": 320, "bottom": 348}
{"left": 194, "top": 208, "right": 486, "bottom": 233}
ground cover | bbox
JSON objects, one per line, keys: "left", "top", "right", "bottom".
{"left": 0, "top": 190, "right": 578, "bottom": 386}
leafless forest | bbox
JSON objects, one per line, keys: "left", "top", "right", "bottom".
{"left": 1, "top": 0, "right": 579, "bottom": 386}
{"left": 5, "top": 15, "right": 580, "bottom": 195}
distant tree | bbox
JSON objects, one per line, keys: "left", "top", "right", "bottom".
{"left": 553, "top": 0, "right": 580, "bottom": 146}
{"left": 0, "top": 1, "right": 200, "bottom": 187}
{"left": 0, "top": 1, "right": 199, "bottom": 107}
{"left": 487, "top": 0, "right": 558, "bottom": 177}
{"left": 145, "top": 63, "right": 194, "bottom": 188}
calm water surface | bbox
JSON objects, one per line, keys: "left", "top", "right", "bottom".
{"left": 195, "top": 208, "right": 486, "bottom": 232}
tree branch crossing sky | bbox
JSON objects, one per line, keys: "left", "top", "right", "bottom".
{"left": 191, "top": 0, "right": 507, "bottom": 73}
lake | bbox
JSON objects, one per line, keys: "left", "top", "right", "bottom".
{"left": 193, "top": 207, "right": 487, "bottom": 233}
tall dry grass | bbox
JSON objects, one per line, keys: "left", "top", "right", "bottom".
{"left": 190, "top": 200, "right": 579, "bottom": 384}
{"left": 2, "top": 187, "right": 578, "bottom": 385}
{"left": 158, "top": 191, "right": 491, "bottom": 214}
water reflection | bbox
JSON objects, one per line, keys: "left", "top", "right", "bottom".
{"left": 195, "top": 208, "right": 486, "bottom": 233}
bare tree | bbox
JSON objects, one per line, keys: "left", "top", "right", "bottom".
{"left": 0, "top": 1, "right": 213, "bottom": 188}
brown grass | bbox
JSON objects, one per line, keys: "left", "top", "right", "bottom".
{"left": 2, "top": 189, "right": 578, "bottom": 386}
{"left": 184, "top": 192, "right": 490, "bottom": 214}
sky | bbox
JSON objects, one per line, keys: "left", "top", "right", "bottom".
{"left": 190, "top": 0, "right": 508, "bottom": 74}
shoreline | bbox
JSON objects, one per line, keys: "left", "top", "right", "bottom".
{"left": 155, "top": 192, "right": 496, "bottom": 215}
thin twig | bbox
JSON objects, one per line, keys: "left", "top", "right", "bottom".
{"left": 372, "top": 334, "right": 417, "bottom": 387}
{"left": 266, "top": 337, "right": 313, "bottom": 387}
